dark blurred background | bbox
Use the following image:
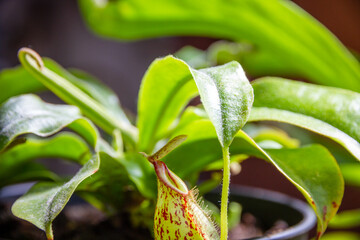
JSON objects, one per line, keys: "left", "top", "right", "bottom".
{"left": 0, "top": 0, "right": 359, "bottom": 225}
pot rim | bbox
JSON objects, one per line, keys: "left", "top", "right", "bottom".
{"left": 214, "top": 185, "right": 317, "bottom": 240}
{"left": 1, "top": 183, "right": 317, "bottom": 240}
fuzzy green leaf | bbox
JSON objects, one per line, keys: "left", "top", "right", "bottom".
{"left": 0, "top": 94, "right": 98, "bottom": 151}
{"left": 12, "top": 154, "right": 100, "bottom": 240}
{"left": 190, "top": 61, "right": 253, "bottom": 147}
{"left": 165, "top": 119, "right": 344, "bottom": 236}
{"left": 137, "top": 55, "right": 253, "bottom": 151}
{"left": 79, "top": 0, "right": 360, "bottom": 91}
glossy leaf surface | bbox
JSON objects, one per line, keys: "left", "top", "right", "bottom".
{"left": 0, "top": 94, "right": 98, "bottom": 151}
{"left": 79, "top": 0, "right": 360, "bottom": 90}
{"left": 12, "top": 154, "right": 100, "bottom": 239}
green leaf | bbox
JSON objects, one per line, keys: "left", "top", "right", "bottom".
{"left": 0, "top": 58, "right": 131, "bottom": 126}
{"left": 11, "top": 154, "right": 100, "bottom": 240}
{"left": 1, "top": 162, "right": 59, "bottom": 188}
{"left": 165, "top": 119, "right": 344, "bottom": 236}
{"left": 265, "top": 146, "right": 344, "bottom": 237}
{"left": 50, "top": 63, "right": 131, "bottom": 125}
{"left": 0, "top": 65, "right": 45, "bottom": 104}
{"left": 339, "top": 163, "right": 360, "bottom": 187}
{"left": 0, "top": 133, "right": 91, "bottom": 187}
{"left": 191, "top": 61, "right": 253, "bottom": 147}
{"left": 137, "top": 55, "right": 253, "bottom": 150}
{"left": 17, "top": 48, "right": 137, "bottom": 144}
{"left": 249, "top": 108, "right": 360, "bottom": 161}
{"left": 137, "top": 56, "right": 198, "bottom": 152}
{"left": 322, "top": 232, "right": 360, "bottom": 240}
{"left": 252, "top": 78, "right": 360, "bottom": 142}
{"left": 77, "top": 152, "right": 130, "bottom": 213}
{"left": 118, "top": 153, "right": 157, "bottom": 199}
{"left": 174, "top": 46, "right": 212, "bottom": 69}
{"left": 0, "top": 94, "right": 98, "bottom": 151}
{"left": 78, "top": 0, "right": 360, "bottom": 91}
{"left": 243, "top": 123, "right": 300, "bottom": 149}
{"left": 329, "top": 209, "right": 360, "bottom": 229}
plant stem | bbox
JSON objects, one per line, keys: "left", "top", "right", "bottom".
{"left": 220, "top": 146, "right": 230, "bottom": 240}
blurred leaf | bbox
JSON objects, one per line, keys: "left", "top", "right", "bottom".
{"left": 321, "top": 232, "right": 360, "bottom": 240}
{"left": 77, "top": 152, "right": 130, "bottom": 213}
{"left": 12, "top": 154, "right": 100, "bottom": 239}
{"left": 205, "top": 154, "right": 248, "bottom": 172}
{"left": 0, "top": 65, "right": 45, "bottom": 104}
{"left": 175, "top": 46, "right": 212, "bottom": 69}
{"left": 0, "top": 133, "right": 91, "bottom": 187}
{"left": 243, "top": 124, "right": 300, "bottom": 148}
{"left": 79, "top": 0, "right": 360, "bottom": 90}
{"left": 1, "top": 162, "right": 59, "bottom": 187}
{"left": 137, "top": 55, "right": 253, "bottom": 151}
{"left": 197, "top": 172, "right": 222, "bottom": 196}
{"left": 118, "top": 153, "right": 157, "bottom": 199}
{"left": 18, "top": 48, "right": 137, "bottom": 144}
{"left": 166, "top": 119, "right": 343, "bottom": 236}
{"left": 329, "top": 209, "right": 360, "bottom": 229}
{"left": 228, "top": 202, "right": 242, "bottom": 230}
{"left": 339, "top": 164, "right": 360, "bottom": 187}
{"left": 0, "top": 94, "right": 98, "bottom": 151}
{"left": 81, "top": 151, "right": 157, "bottom": 201}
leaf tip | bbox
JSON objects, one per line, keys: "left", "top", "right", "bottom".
{"left": 18, "top": 47, "right": 44, "bottom": 70}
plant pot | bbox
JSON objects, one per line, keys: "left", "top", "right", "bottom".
{"left": 206, "top": 186, "right": 317, "bottom": 240}
{"left": 1, "top": 184, "right": 316, "bottom": 240}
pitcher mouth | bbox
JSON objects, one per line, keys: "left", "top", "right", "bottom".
{"left": 153, "top": 161, "right": 189, "bottom": 195}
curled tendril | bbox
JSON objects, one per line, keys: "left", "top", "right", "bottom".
{"left": 18, "top": 47, "right": 44, "bottom": 70}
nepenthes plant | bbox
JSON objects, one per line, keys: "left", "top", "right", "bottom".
{"left": 0, "top": 46, "right": 358, "bottom": 240}
{"left": 1, "top": 1, "right": 360, "bottom": 239}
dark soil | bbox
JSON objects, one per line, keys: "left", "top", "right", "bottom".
{"left": 0, "top": 203, "right": 287, "bottom": 240}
